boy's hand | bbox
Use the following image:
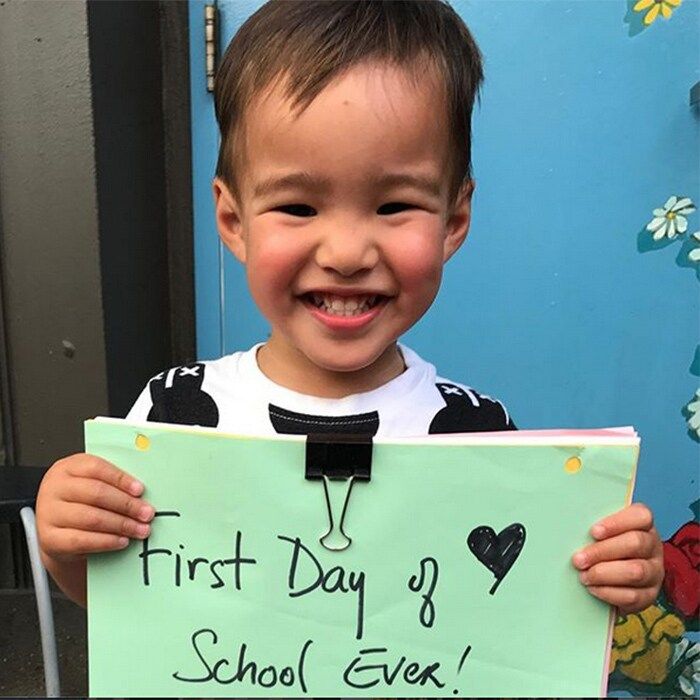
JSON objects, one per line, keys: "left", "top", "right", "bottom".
{"left": 572, "top": 503, "right": 664, "bottom": 614}
{"left": 36, "top": 453, "right": 154, "bottom": 564}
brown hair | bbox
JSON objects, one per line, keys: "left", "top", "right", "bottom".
{"left": 214, "top": 0, "right": 484, "bottom": 201}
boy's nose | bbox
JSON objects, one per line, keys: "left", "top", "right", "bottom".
{"left": 314, "top": 225, "right": 379, "bottom": 277}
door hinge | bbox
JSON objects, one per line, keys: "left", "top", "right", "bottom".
{"left": 205, "top": 4, "right": 219, "bottom": 93}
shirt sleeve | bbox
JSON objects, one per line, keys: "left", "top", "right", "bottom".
{"left": 124, "top": 363, "right": 221, "bottom": 428}
{"left": 463, "top": 386, "right": 516, "bottom": 431}
{"left": 476, "top": 390, "right": 516, "bottom": 431}
{"left": 429, "top": 381, "right": 516, "bottom": 434}
{"left": 125, "top": 376, "right": 157, "bottom": 423}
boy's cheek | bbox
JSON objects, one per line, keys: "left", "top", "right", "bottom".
{"left": 246, "top": 269, "right": 293, "bottom": 313}
{"left": 245, "top": 237, "right": 308, "bottom": 285}
{"left": 395, "top": 254, "right": 444, "bottom": 301}
{"left": 384, "top": 230, "right": 444, "bottom": 280}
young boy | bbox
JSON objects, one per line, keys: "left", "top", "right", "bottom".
{"left": 36, "top": 0, "right": 663, "bottom": 615}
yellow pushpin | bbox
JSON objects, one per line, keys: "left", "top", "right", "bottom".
{"left": 564, "top": 456, "right": 582, "bottom": 474}
{"left": 135, "top": 434, "right": 150, "bottom": 451}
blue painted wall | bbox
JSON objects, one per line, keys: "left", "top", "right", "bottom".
{"left": 188, "top": 0, "right": 699, "bottom": 694}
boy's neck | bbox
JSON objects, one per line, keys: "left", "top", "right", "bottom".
{"left": 256, "top": 341, "right": 406, "bottom": 399}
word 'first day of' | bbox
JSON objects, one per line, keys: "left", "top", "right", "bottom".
{"left": 136, "top": 511, "right": 367, "bottom": 639}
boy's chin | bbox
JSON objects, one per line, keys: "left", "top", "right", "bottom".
{"left": 301, "top": 342, "right": 403, "bottom": 378}
{"left": 263, "top": 331, "right": 404, "bottom": 391}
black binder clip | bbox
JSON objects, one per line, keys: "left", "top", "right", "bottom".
{"left": 305, "top": 433, "right": 372, "bottom": 551}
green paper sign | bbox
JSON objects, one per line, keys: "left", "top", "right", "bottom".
{"left": 86, "top": 419, "right": 638, "bottom": 697}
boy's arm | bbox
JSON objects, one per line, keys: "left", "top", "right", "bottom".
{"left": 36, "top": 454, "right": 154, "bottom": 607}
{"left": 41, "top": 555, "right": 88, "bottom": 608}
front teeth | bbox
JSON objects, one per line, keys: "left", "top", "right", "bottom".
{"left": 310, "top": 294, "right": 379, "bottom": 316}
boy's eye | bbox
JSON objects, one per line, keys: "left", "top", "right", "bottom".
{"left": 377, "top": 202, "right": 416, "bottom": 215}
{"left": 274, "top": 204, "right": 317, "bottom": 217}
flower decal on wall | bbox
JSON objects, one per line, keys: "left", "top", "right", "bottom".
{"left": 689, "top": 232, "right": 700, "bottom": 264}
{"left": 639, "top": 197, "right": 698, "bottom": 443}
{"left": 633, "top": 0, "right": 682, "bottom": 25}
{"left": 646, "top": 196, "right": 695, "bottom": 240}
{"left": 610, "top": 605, "right": 685, "bottom": 684}
{"left": 662, "top": 520, "right": 700, "bottom": 622}
{"left": 608, "top": 605, "right": 700, "bottom": 695}
{"left": 687, "top": 389, "right": 700, "bottom": 439}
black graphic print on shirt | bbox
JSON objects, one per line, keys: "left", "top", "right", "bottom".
{"left": 268, "top": 404, "right": 379, "bottom": 436}
{"left": 429, "top": 383, "right": 515, "bottom": 434}
{"left": 147, "top": 363, "right": 219, "bottom": 427}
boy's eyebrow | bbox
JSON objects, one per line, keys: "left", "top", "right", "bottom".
{"left": 252, "top": 172, "right": 332, "bottom": 198}
{"left": 371, "top": 173, "right": 443, "bottom": 197}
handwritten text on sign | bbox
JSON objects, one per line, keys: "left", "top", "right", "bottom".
{"left": 138, "top": 510, "right": 524, "bottom": 693}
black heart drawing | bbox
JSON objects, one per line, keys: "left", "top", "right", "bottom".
{"left": 467, "top": 523, "right": 526, "bottom": 595}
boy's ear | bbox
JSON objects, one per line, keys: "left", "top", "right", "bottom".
{"left": 213, "top": 177, "right": 247, "bottom": 263}
{"left": 443, "top": 179, "right": 474, "bottom": 262}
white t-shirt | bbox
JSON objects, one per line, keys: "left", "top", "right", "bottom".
{"left": 126, "top": 344, "right": 515, "bottom": 437}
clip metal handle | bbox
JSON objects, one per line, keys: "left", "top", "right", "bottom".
{"left": 320, "top": 474, "right": 354, "bottom": 551}
{"left": 305, "top": 434, "right": 372, "bottom": 552}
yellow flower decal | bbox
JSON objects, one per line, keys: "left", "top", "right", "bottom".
{"left": 611, "top": 605, "right": 685, "bottom": 684}
{"left": 633, "top": 0, "right": 682, "bottom": 25}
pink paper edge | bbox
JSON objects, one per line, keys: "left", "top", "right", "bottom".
{"left": 452, "top": 427, "right": 637, "bottom": 437}
{"left": 601, "top": 606, "right": 616, "bottom": 696}
{"left": 600, "top": 442, "right": 640, "bottom": 696}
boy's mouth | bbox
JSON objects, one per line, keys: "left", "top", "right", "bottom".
{"left": 302, "top": 292, "right": 386, "bottom": 317}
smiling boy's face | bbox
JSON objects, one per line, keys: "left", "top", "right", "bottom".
{"left": 214, "top": 61, "right": 473, "bottom": 396}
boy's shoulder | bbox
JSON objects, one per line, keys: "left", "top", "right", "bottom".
{"left": 389, "top": 345, "right": 515, "bottom": 434}
{"left": 429, "top": 376, "right": 516, "bottom": 434}
{"left": 125, "top": 349, "right": 252, "bottom": 428}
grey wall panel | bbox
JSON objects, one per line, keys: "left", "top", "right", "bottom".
{"left": 0, "top": 0, "right": 108, "bottom": 465}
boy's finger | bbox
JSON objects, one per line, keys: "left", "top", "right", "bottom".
{"left": 42, "top": 527, "right": 130, "bottom": 558}
{"left": 589, "top": 503, "right": 654, "bottom": 540}
{"left": 572, "top": 530, "right": 658, "bottom": 569}
{"left": 578, "top": 559, "right": 660, "bottom": 588}
{"left": 62, "top": 477, "right": 154, "bottom": 522}
{"left": 586, "top": 585, "right": 659, "bottom": 613}
{"left": 58, "top": 503, "right": 151, "bottom": 540}
{"left": 63, "top": 454, "right": 144, "bottom": 497}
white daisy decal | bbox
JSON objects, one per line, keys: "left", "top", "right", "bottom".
{"left": 689, "top": 232, "right": 700, "bottom": 263}
{"left": 688, "top": 389, "right": 700, "bottom": 439}
{"left": 646, "top": 196, "right": 696, "bottom": 240}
